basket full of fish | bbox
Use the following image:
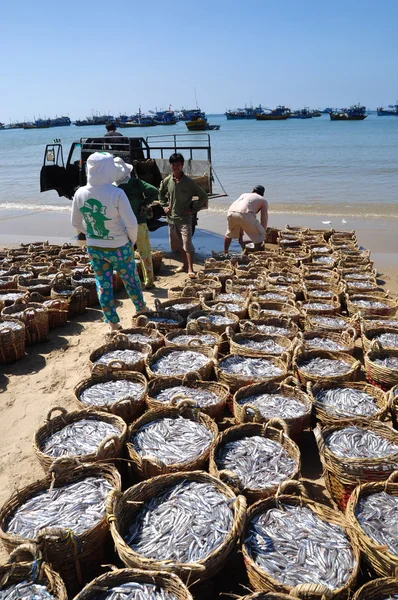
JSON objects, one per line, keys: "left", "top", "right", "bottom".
{"left": 89, "top": 335, "right": 152, "bottom": 374}
{"left": 346, "top": 294, "right": 398, "bottom": 318}
{"left": 106, "top": 470, "right": 246, "bottom": 584}
{"left": 146, "top": 377, "right": 229, "bottom": 421}
{"left": 293, "top": 346, "right": 361, "bottom": 386}
{"left": 74, "top": 371, "right": 148, "bottom": 423}
{"left": 154, "top": 296, "right": 202, "bottom": 321}
{"left": 0, "top": 543, "right": 67, "bottom": 600}
{"left": 346, "top": 472, "right": 398, "bottom": 579}
{"left": 132, "top": 310, "right": 184, "bottom": 333}
{"left": 0, "top": 460, "right": 121, "bottom": 594}
{"left": 209, "top": 419, "right": 301, "bottom": 503}
{"left": 74, "top": 567, "right": 193, "bottom": 600}
{"left": 232, "top": 378, "right": 312, "bottom": 439}
{"left": 33, "top": 407, "right": 127, "bottom": 471}
{"left": 249, "top": 301, "right": 302, "bottom": 324}
{"left": 228, "top": 329, "right": 295, "bottom": 358}
{"left": 240, "top": 317, "right": 299, "bottom": 340}
{"left": 351, "top": 577, "right": 398, "bottom": 600}
{"left": 364, "top": 342, "right": 398, "bottom": 389}
{"left": 307, "top": 381, "right": 390, "bottom": 428}
{"left": 1, "top": 301, "right": 49, "bottom": 345}
{"left": 187, "top": 309, "right": 240, "bottom": 334}
{"left": 106, "top": 326, "right": 165, "bottom": 353}
{"left": 297, "top": 328, "right": 356, "bottom": 355}
{"left": 304, "top": 313, "right": 357, "bottom": 335}
{"left": 146, "top": 345, "right": 216, "bottom": 380}
{"left": 0, "top": 319, "right": 26, "bottom": 364}
{"left": 315, "top": 422, "right": 398, "bottom": 511}
{"left": 164, "top": 324, "right": 222, "bottom": 352}
{"left": 242, "top": 480, "right": 360, "bottom": 598}
{"left": 126, "top": 403, "right": 218, "bottom": 479}
{"left": 215, "top": 352, "right": 289, "bottom": 392}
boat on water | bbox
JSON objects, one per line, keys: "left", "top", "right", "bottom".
{"left": 311, "top": 109, "right": 322, "bottom": 117}
{"left": 225, "top": 105, "right": 263, "bottom": 119}
{"left": 377, "top": 104, "right": 398, "bottom": 116}
{"left": 7, "top": 122, "right": 26, "bottom": 129}
{"left": 255, "top": 106, "right": 290, "bottom": 120}
{"left": 185, "top": 116, "right": 220, "bottom": 131}
{"left": 23, "top": 119, "right": 51, "bottom": 129}
{"left": 75, "top": 115, "right": 115, "bottom": 126}
{"left": 329, "top": 104, "right": 367, "bottom": 120}
{"left": 152, "top": 110, "right": 177, "bottom": 125}
{"left": 321, "top": 107, "right": 333, "bottom": 114}
{"left": 178, "top": 108, "right": 206, "bottom": 121}
{"left": 288, "top": 108, "right": 313, "bottom": 119}
{"left": 0, "top": 123, "right": 4, "bottom": 130}
{"left": 117, "top": 111, "right": 156, "bottom": 127}
{"left": 50, "top": 116, "right": 71, "bottom": 127}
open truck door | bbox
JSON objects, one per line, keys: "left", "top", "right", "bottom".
{"left": 40, "top": 142, "right": 81, "bottom": 199}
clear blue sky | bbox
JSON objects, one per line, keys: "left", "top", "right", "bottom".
{"left": 1, "top": 0, "right": 397, "bottom": 121}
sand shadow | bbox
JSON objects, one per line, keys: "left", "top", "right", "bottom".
{"left": 1, "top": 351, "right": 46, "bottom": 376}
{"left": 0, "top": 374, "right": 9, "bottom": 392}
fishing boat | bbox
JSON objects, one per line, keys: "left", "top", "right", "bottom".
{"left": 153, "top": 110, "right": 177, "bottom": 125}
{"left": 255, "top": 106, "right": 290, "bottom": 120}
{"left": 329, "top": 105, "right": 367, "bottom": 121}
{"left": 50, "top": 116, "right": 71, "bottom": 127}
{"left": 225, "top": 105, "right": 263, "bottom": 119}
{"left": 185, "top": 116, "right": 220, "bottom": 131}
{"left": 0, "top": 123, "right": 4, "bottom": 130}
{"left": 288, "top": 108, "right": 313, "bottom": 119}
{"left": 7, "top": 122, "right": 25, "bottom": 129}
{"left": 75, "top": 115, "right": 115, "bottom": 126}
{"left": 377, "top": 104, "right": 398, "bottom": 116}
{"left": 311, "top": 110, "right": 322, "bottom": 117}
{"left": 178, "top": 108, "right": 206, "bottom": 121}
{"left": 117, "top": 111, "right": 156, "bottom": 127}
{"left": 23, "top": 119, "right": 51, "bottom": 129}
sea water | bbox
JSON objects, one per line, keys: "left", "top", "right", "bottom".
{"left": 0, "top": 113, "right": 397, "bottom": 220}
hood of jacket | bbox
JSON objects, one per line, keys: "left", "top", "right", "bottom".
{"left": 86, "top": 152, "right": 119, "bottom": 186}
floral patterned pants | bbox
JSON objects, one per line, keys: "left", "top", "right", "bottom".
{"left": 87, "top": 242, "right": 146, "bottom": 324}
{"left": 136, "top": 223, "right": 154, "bottom": 287}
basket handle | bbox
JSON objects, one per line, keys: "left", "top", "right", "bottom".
{"left": 96, "top": 434, "right": 120, "bottom": 460}
{"left": 48, "top": 457, "right": 81, "bottom": 482}
{"left": 263, "top": 417, "right": 288, "bottom": 441}
{"left": 384, "top": 471, "right": 398, "bottom": 490}
{"left": 8, "top": 543, "right": 41, "bottom": 564}
{"left": 276, "top": 479, "right": 308, "bottom": 500}
{"left": 186, "top": 321, "right": 198, "bottom": 334}
{"left": 292, "top": 344, "right": 303, "bottom": 364}
{"left": 107, "top": 359, "right": 129, "bottom": 371}
{"left": 46, "top": 406, "right": 68, "bottom": 422}
{"left": 241, "top": 321, "right": 256, "bottom": 333}
{"left": 187, "top": 338, "right": 204, "bottom": 348}
{"left": 71, "top": 286, "right": 88, "bottom": 299}
{"left": 344, "top": 326, "right": 357, "bottom": 341}
{"left": 225, "top": 326, "right": 233, "bottom": 339}
{"left": 105, "top": 488, "right": 123, "bottom": 521}
{"left": 141, "top": 454, "right": 166, "bottom": 478}
{"left": 289, "top": 583, "right": 333, "bottom": 599}
{"left": 183, "top": 370, "right": 202, "bottom": 382}
{"left": 135, "top": 315, "right": 149, "bottom": 327}
{"left": 218, "top": 469, "right": 242, "bottom": 494}
{"left": 196, "top": 316, "right": 211, "bottom": 331}
{"left": 169, "top": 393, "right": 194, "bottom": 407}
{"left": 23, "top": 307, "right": 38, "bottom": 320}
{"left": 154, "top": 298, "right": 162, "bottom": 312}
{"left": 282, "top": 375, "right": 301, "bottom": 388}
{"left": 111, "top": 333, "right": 129, "bottom": 344}
{"left": 242, "top": 404, "right": 263, "bottom": 423}
{"left": 370, "top": 339, "right": 383, "bottom": 352}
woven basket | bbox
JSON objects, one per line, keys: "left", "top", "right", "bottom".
{"left": 146, "top": 377, "right": 229, "bottom": 421}
{"left": 361, "top": 315, "right": 398, "bottom": 334}
{"left": 164, "top": 326, "right": 222, "bottom": 352}
{"left": 106, "top": 470, "right": 246, "bottom": 583}
{"left": 0, "top": 319, "right": 25, "bottom": 364}
{"left": 186, "top": 276, "right": 223, "bottom": 295}
{"left": 0, "top": 288, "right": 29, "bottom": 307}
{"left": 33, "top": 407, "right": 127, "bottom": 472}
{"left": 361, "top": 325, "right": 398, "bottom": 353}
{"left": 154, "top": 296, "right": 202, "bottom": 320}
{"left": 233, "top": 378, "right": 312, "bottom": 439}
{"left": 251, "top": 289, "right": 296, "bottom": 304}
{"left": 132, "top": 310, "right": 184, "bottom": 334}
{"left": 204, "top": 257, "right": 234, "bottom": 271}
{"left": 0, "top": 460, "right": 121, "bottom": 595}
{"left": 51, "top": 278, "right": 89, "bottom": 318}
{"left": 228, "top": 330, "right": 295, "bottom": 357}
{"left": 297, "top": 296, "right": 341, "bottom": 316}
{"left": 315, "top": 422, "right": 398, "bottom": 511}
{"left": 303, "top": 284, "right": 344, "bottom": 303}
{"left": 308, "top": 381, "right": 390, "bottom": 428}
{"left": 346, "top": 473, "right": 398, "bottom": 578}
{"left": 0, "top": 275, "right": 17, "bottom": 290}
{"left": 0, "top": 543, "right": 67, "bottom": 599}
{"left": 168, "top": 283, "right": 214, "bottom": 302}
{"left": 74, "top": 567, "right": 193, "bottom": 600}
{"left": 187, "top": 309, "right": 239, "bottom": 335}
{"left": 106, "top": 327, "right": 165, "bottom": 353}
{"left": 209, "top": 419, "right": 301, "bottom": 503}
{"left": 216, "top": 353, "right": 289, "bottom": 393}
{"left": 239, "top": 317, "right": 300, "bottom": 340}
{"left": 242, "top": 480, "right": 360, "bottom": 598}
{"left": 389, "top": 384, "right": 398, "bottom": 429}
{"left": 150, "top": 250, "right": 163, "bottom": 274}
{"left": 249, "top": 301, "right": 302, "bottom": 323}
{"left": 42, "top": 299, "right": 69, "bottom": 328}
{"left": 89, "top": 335, "right": 152, "bottom": 374}
{"left": 17, "top": 277, "right": 52, "bottom": 297}
{"left": 304, "top": 313, "right": 357, "bottom": 335}
{"left": 1, "top": 302, "right": 49, "bottom": 345}
{"left": 297, "top": 329, "right": 356, "bottom": 355}
{"left": 293, "top": 346, "right": 361, "bottom": 387}
{"left": 203, "top": 298, "right": 248, "bottom": 319}
{"left": 74, "top": 370, "right": 148, "bottom": 422}
{"left": 71, "top": 272, "right": 98, "bottom": 306}
{"left": 364, "top": 342, "right": 398, "bottom": 389}
{"left": 201, "top": 266, "right": 235, "bottom": 287}
{"left": 146, "top": 345, "right": 216, "bottom": 381}
{"left": 126, "top": 403, "right": 218, "bottom": 479}
{"left": 351, "top": 577, "right": 398, "bottom": 600}
{"left": 225, "top": 278, "right": 265, "bottom": 294}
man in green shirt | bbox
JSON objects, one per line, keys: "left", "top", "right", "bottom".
{"left": 159, "top": 153, "right": 208, "bottom": 278}
{"left": 113, "top": 157, "right": 159, "bottom": 288}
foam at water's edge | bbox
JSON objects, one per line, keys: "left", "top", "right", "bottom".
{"left": 0, "top": 202, "right": 71, "bottom": 212}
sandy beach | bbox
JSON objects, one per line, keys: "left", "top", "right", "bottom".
{"left": 0, "top": 209, "right": 397, "bottom": 581}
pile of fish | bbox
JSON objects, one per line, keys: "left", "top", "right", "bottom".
{"left": 255, "top": 293, "right": 289, "bottom": 302}
{"left": 313, "top": 256, "right": 335, "bottom": 264}
{"left": 146, "top": 317, "right": 180, "bottom": 325}
{"left": 216, "top": 293, "right": 246, "bottom": 302}
{"left": 216, "top": 436, "right": 296, "bottom": 490}
{"left": 95, "top": 350, "right": 146, "bottom": 367}
{"left": 125, "top": 481, "right": 233, "bottom": 563}
{"left": 153, "top": 385, "right": 220, "bottom": 408}
{"left": 366, "top": 319, "right": 398, "bottom": 328}
{"left": 355, "top": 491, "right": 398, "bottom": 556}
{"left": 245, "top": 504, "right": 355, "bottom": 589}
{"left": 212, "top": 303, "right": 243, "bottom": 313}
{"left": 255, "top": 324, "right": 292, "bottom": 336}
{"left": 373, "top": 334, "right": 398, "bottom": 348}
{"left": 197, "top": 314, "right": 235, "bottom": 326}
{"left": 42, "top": 419, "right": 121, "bottom": 457}
{"left": 309, "top": 315, "right": 348, "bottom": 330}
{"left": 351, "top": 299, "right": 388, "bottom": 309}
{"left": 7, "top": 477, "right": 112, "bottom": 537}
{"left": 93, "top": 582, "right": 179, "bottom": 600}
{"left": 8, "top": 306, "right": 47, "bottom": 319}
{"left": 219, "top": 356, "right": 283, "bottom": 378}
{"left": 304, "top": 337, "right": 346, "bottom": 352}
{"left": 150, "top": 351, "right": 209, "bottom": 375}
{"left": 238, "top": 393, "right": 307, "bottom": 420}
{"left": 170, "top": 333, "right": 217, "bottom": 346}
{"left": 302, "top": 302, "right": 335, "bottom": 312}
{"left": 131, "top": 416, "right": 214, "bottom": 465}
{"left": 299, "top": 357, "right": 352, "bottom": 376}
{"left": 307, "top": 290, "right": 334, "bottom": 298}
{"left": 325, "top": 426, "right": 398, "bottom": 460}
{"left": 236, "top": 337, "right": 286, "bottom": 353}
{"left": 79, "top": 380, "right": 146, "bottom": 408}
{"left": 124, "top": 333, "right": 157, "bottom": 345}
{"left": 0, "top": 582, "right": 56, "bottom": 599}
{"left": 315, "top": 387, "right": 380, "bottom": 417}
{"left": 372, "top": 356, "right": 398, "bottom": 369}
{"left": 0, "top": 321, "right": 24, "bottom": 332}
{"left": 167, "top": 302, "right": 198, "bottom": 311}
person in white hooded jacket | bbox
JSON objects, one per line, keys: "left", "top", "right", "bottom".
{"left": 71, "top": 152, "right": 148, "bottom": 331}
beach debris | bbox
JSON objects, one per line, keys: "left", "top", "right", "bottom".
{"left": 125, "top": 480, "right": 234, "bottom": 563}
{"left": 42, "top": 419, "right": 121, "bottom": 457}
{"left": 238, "top": 393, "right": 308, "bottom": 420}
{"left": 245, "top": 504, "right": 355, "bottom": 589}
{"left": 325, "top": 426, "right": 398, "bottom": 460}
{"left": 215, "top": 436, "right": 296, "bottom": 490}
{"left": 356, "top": 491, "right": 398, "bottom": 556}
{"left": 300, "top": 357, "right": 352, "bottom": 376}
{"left": 130, "top": 416, "right": 214, "bottom": 465}
{"left": 79, "top": 380, "right": 145, "bottom": 408}
{"left": 315, "top": 387, "right": 380, "bottom": 417}
{"left": 151, "top": 351, "right": 209, "bottom": 375}
{"left": 0, "top": 582, "right": 56, "bottom": 599}
{"left": 94, "top": 350, "right": 146, "bottom": 367}
{"left": 219, "top": 356, "right": 283, "bottom": 377}
{"left": 6, "top": 477, "right": 112, "bottom": 538}
{"left": 153, "top": 385, "right": 220, "bottom": 408}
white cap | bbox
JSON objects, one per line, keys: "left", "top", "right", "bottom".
{"left": 113, "top": 156, "right": 133, "bottom": 184}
